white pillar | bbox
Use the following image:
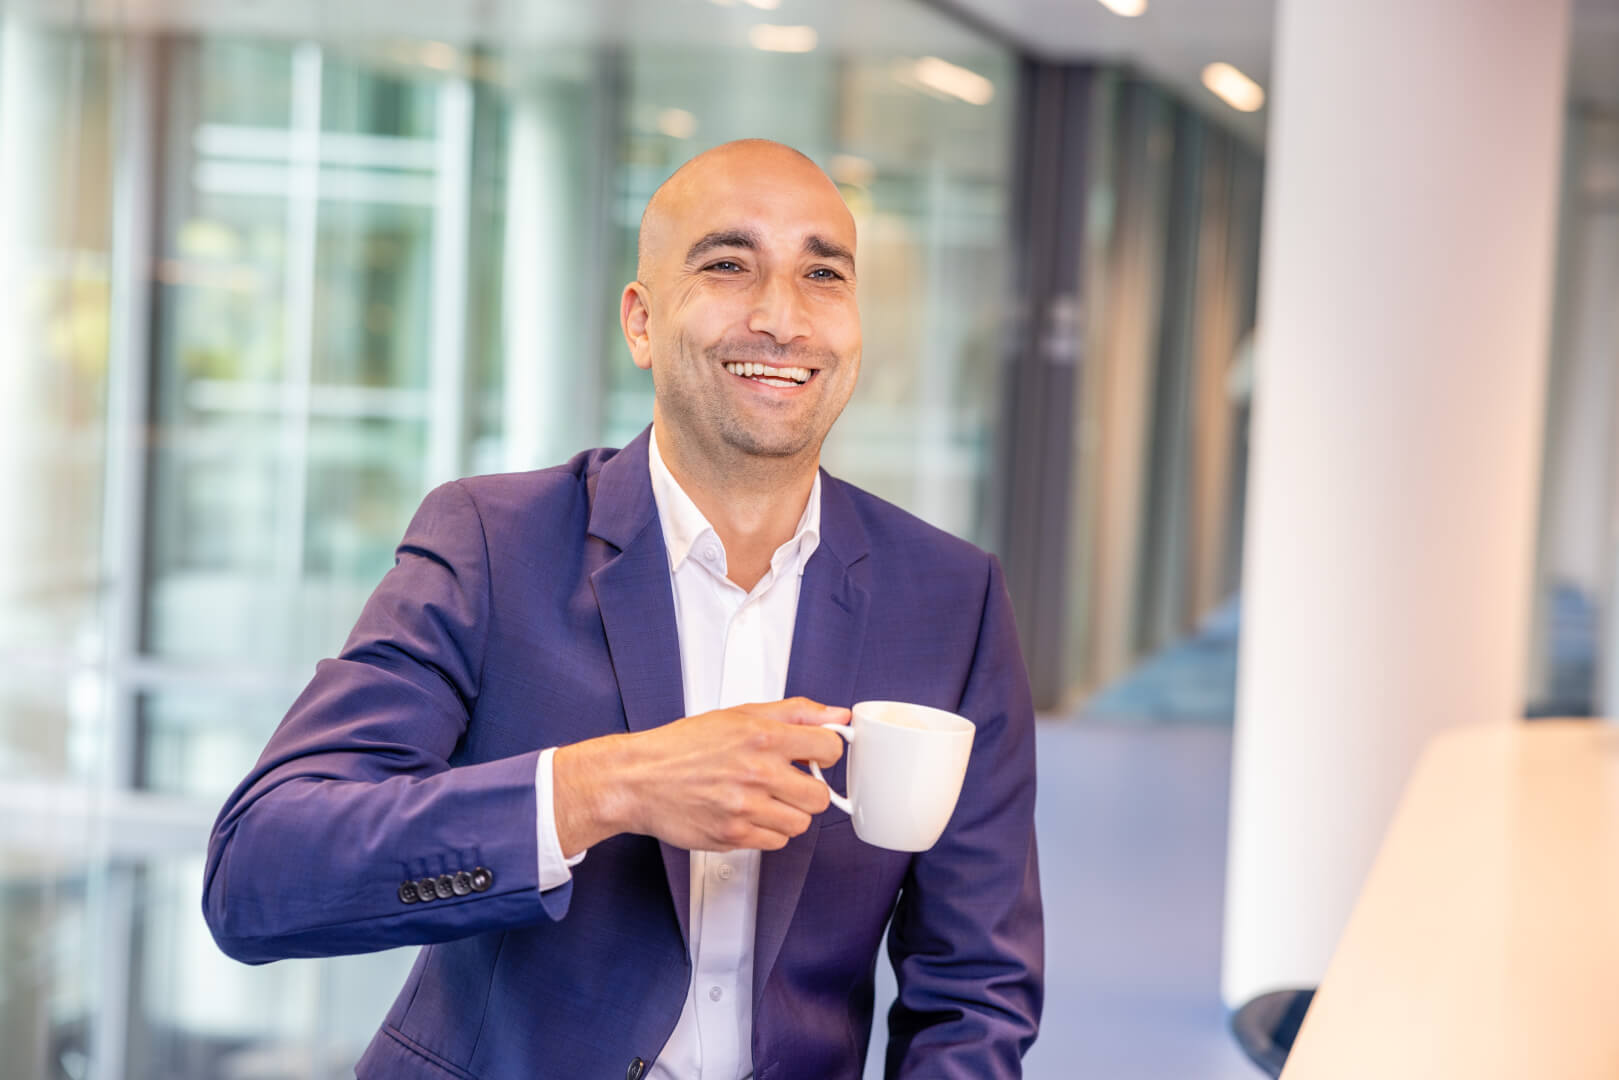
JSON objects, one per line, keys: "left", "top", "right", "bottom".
{"left": 1223, "top": 0, "right": 1570, "bottom": 1005}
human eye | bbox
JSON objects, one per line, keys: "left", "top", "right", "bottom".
{"left": 807, "top": 266, "right": 846, "bottom": 281}
{"left": 703, "top": 258, "right": 745, "bottom": 273}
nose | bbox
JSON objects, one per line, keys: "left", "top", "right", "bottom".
{"left": 747, "top": 271, "right": 811, "bottom": 345}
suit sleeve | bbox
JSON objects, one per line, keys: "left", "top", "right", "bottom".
{"left": 201, "top": 480, "right": 572, "bottom": 965}
{"left": 885, "top": 554, "right": 1044, "bottom": 1078}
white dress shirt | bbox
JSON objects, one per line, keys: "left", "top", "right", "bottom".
{"left": 532, "top": 428, "right": 821, "bottom": 1079}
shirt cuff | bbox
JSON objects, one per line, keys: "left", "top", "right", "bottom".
{"left": 535, "top": 746, "right": 587, "bottom": 893}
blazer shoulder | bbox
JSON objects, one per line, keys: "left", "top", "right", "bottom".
{"left": 431, "top": 446, "right": 621, "bottom": 556}
{"left": 450, "top": 447, "right": 617, "bottom": 516}
{"left": 831, "top": 477, "right": 993, "bottom": 582}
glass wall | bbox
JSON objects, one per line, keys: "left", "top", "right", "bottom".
{"left": 0, "top": 3, "right": 1016, "bottom": 1076}
{"left": 1063, "top": 74, "right": 1265, "bottom": 717}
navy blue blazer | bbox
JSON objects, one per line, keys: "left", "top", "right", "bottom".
{"left": 202, "top": 427, "right": 1043, "bottom": 1079}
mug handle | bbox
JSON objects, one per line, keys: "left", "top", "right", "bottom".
{"left": 808, "top": 722, "right": 856, "bottom": 815}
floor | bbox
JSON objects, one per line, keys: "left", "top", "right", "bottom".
{"left": 864, "top": 721, "right": 1259, "bottom": 1080}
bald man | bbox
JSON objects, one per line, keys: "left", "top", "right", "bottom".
{"left": 204, "top": 140, "right": 1043, "bottom": 1080}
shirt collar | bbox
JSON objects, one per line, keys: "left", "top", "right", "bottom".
{"left": 647, "top": 426, "right": 822, "bottom": 579}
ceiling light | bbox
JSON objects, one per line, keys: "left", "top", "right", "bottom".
{"left": 1095, "top": 0, "right": 1147, "bottom": 16}
{"left": 748, "top": 24, "right": 818, "bottom": 53}
{"left": 657, "top": 108, "right": 697, "bottom": 140}
{"left": 742, "top": 0, "right": 782, "bottom": 8}
{"left": 417, "top": 42, "right": 459, "bottom": 71}
{"left": 910, "top": 56, "right": 995, "bottom": 105}
{"left": 1201, "top": 62, "right": 1266, "bottom": 112}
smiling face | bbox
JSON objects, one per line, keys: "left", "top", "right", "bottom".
{"left": 621, "top": 141, "right": 862, "bottom": 473}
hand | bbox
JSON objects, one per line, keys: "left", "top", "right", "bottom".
{"left": 553, "top": 697, "right": 850, "bottom": 855}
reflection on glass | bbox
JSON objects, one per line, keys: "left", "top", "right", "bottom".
{"left": 140, "top": 692, "right": 286, "bottom": 799}
{"left": 0, "top": 27, "right": 116, "bottom": 657}
{"left": 130, "top": 855, "right": 415, "bottom": 1080}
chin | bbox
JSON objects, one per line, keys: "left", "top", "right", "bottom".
{"left": 722, "top": 426, "right": 819, "bottom": 460}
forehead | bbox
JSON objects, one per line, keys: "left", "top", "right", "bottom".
{"left": 672, "top": 157, "right": 855, "bottom": 251}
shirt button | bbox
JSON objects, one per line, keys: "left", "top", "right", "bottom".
{"left": 716, "top": 863, "right": 733, "bottom": 881}
{"left": 703, "top": 543, "right": 720, "bottom": 564}
{"left": 709, "top": 986, "right": 723, "bottom": 1002}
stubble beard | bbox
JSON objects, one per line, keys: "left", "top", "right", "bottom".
{"left": 659, "top": 340, "right": 846, "bottom": 469}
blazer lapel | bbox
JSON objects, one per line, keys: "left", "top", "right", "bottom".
{"left": 587, "top": 427, "right": 693, "bottom": 945}
{"left": 754, "top": 476, "right": 871, "bottom": 998}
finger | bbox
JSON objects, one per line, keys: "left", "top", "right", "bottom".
{"left": 771, "top": 725, "right": 846, "bottom": 766}
{"left": 743, "top": 697, "right": 850, "bottom": 726}
{"left": 750, "top": 798, "right": 814, "bottom": 840}
{"left": 698, "top": 826, "right": 793, "bottom": 853}
{"left": 769, "top": 767, "right": 834, "bottom": 815}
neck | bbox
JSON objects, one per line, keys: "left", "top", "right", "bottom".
{"left": 652, "top": 420, "right": 818, "bottom": 592}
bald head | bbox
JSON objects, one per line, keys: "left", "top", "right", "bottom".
{"left": 636, "top": 139, "right": 854, "bottom": 285}
{"left": 617, "top": 137, "right": 863, "bottom": 478}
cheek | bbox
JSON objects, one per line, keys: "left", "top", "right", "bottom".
{"left": 834, "top": 319, "right": 862, "bottom": 368}
{"left": 673, "top": 289, "right": 749, "bottom": 343}
{"left": 818, "top": 299, "right": 861, "bottom": 356}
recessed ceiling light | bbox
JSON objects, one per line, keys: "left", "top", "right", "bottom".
{"left": 910, "top": 57, "right": 995, "bottom": 106}
{"left": 1096, "top": 0, "right": 1147, "bottom": 16}
{"left": 748, "top": 24, "right": 818, "bottom": 53}
{"left": 417, "top": 41, "right": 459, "bottom": 71}
{"left": 1201, "top": 62, "right": 1266, "bottom": 112}
{"left": 743, "top": 0, "right": 782, "bottom": 8}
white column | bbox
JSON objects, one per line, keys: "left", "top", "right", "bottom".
{"left": 500, "top": 80, "right": 589, "bottom": 472}
{"left": 426, "top": 75, "right": 472, "bottom": 489}
{"left": 1223, "top": 0, "right": 1570, "bottom": 1005}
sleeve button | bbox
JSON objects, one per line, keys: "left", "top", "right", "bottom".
{"left": 469, "top": 866, "right": 494, "bottom": 892}
{"left": 416, "top": 877, "right": 439, "bottom": 902}
{"left": 398, "top": 881, "right": 418, "bottom": 904}
{"left": 626, "top": 1058, "right": 647, "bottom": 1080}
{"left": 451, "top": 870, "right": 473, "bottom": 896}
{"left": 434, "top": 874, "right": 455, "bottom": 900}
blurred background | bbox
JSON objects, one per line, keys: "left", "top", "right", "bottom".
{"left": 0, "top": 0, "right": 1615, "bottom": 1077}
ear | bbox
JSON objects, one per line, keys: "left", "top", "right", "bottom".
{"left": 620, "top": 282, "right": 654, "bottom": 371}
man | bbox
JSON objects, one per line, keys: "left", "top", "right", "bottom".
{"left": 203, "top": 139, "right": 1042, "bottom": 1079}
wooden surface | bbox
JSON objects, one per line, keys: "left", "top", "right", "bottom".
{"left": 1280, "top": 721, "right": 1619, "bottom": 1080}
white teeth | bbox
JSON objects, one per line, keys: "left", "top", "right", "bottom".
{"left": 723, "top": 361, "right": 813, "bottom": 384}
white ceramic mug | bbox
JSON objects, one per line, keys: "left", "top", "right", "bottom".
{"left": 809, "top": 700, "right": 976, "bottom": 851}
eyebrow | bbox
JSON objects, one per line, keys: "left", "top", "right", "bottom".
{"left": 804, "top": 234, "right": 855, "bottom": 266}
{"left": 684, "top": 229, "right": 855, "bottom": 268}
{"left": 685, "top": 229, "right": 761, "bottom": 264}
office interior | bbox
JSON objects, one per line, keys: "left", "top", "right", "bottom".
{"left": 1, "top": 0, "right": 1615, "bottom": 1076}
